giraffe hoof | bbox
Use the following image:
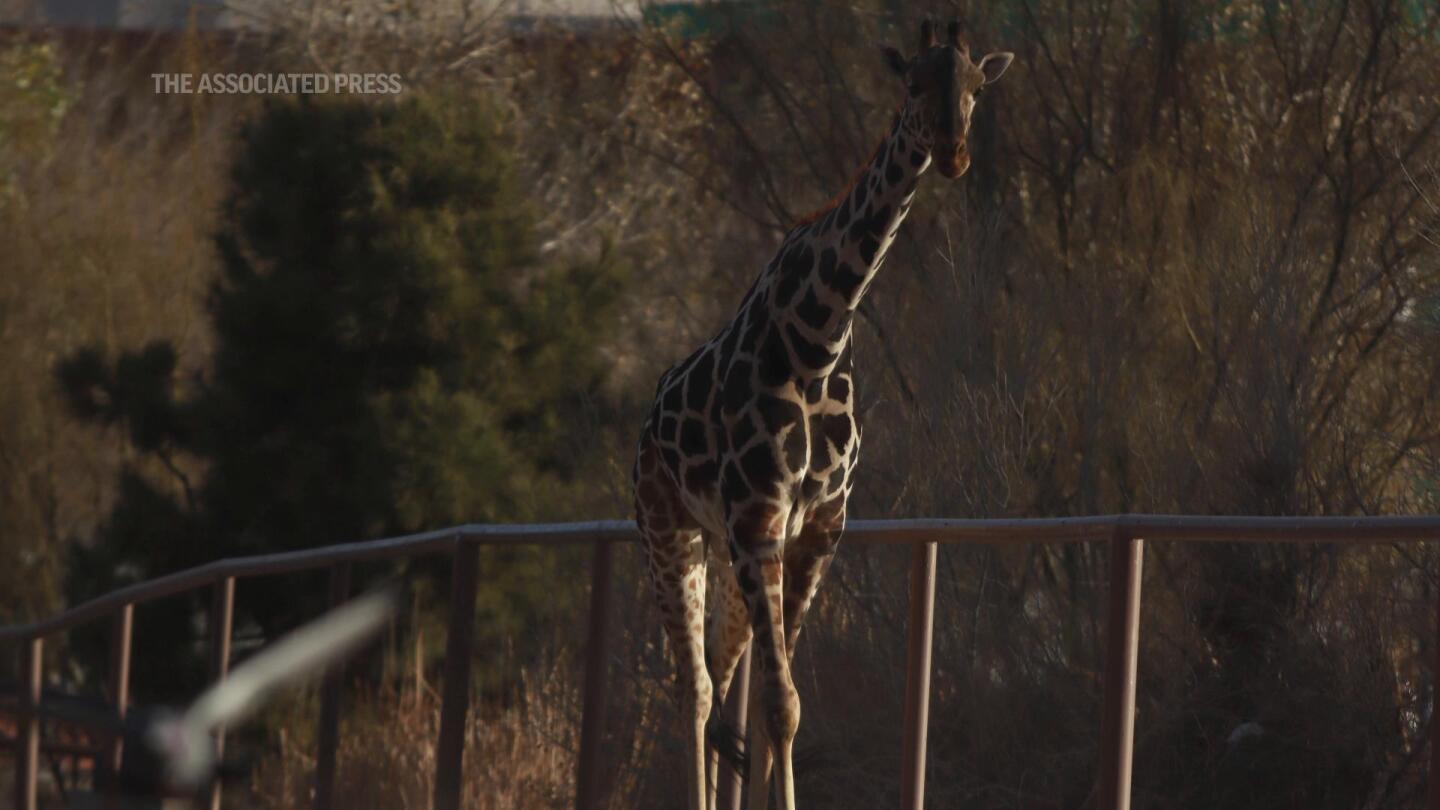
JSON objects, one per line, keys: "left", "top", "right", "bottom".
{"left": 706, "top": 719, "right": 748, "bottom": 773}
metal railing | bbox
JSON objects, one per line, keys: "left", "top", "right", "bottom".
{"left": 4, "top": 515, "right": 1440, "bottom": 810}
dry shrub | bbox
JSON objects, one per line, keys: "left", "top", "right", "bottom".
{"left": 251, "top": 662, "right": 579, "bottom": 810}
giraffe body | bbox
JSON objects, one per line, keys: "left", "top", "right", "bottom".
{"left": 633, "top": 21, "right": 1013, "bottom": 809}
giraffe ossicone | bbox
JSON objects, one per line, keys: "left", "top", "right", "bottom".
{"left": 633, "top": 20, "right": 1014, "bottom": 810}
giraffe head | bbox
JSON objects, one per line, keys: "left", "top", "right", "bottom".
{"left": 883, "top": 19, "right": 1013, "bottom": 178}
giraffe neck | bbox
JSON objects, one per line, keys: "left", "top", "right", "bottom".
{"left": 765, "top": 103, "right": 931, "bottom": 378}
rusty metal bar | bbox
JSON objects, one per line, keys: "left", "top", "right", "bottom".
{"left": 900, "top": 540, "right": 938, "bottom": 810}
{"left": 11, "top": 516, "right": 1440, "bottom": 645}
{"left": 2, "top": 742, "right": 97, "bottom": 758}
{"left": 434, "top": 541, "right": 480, "bottom": 810}
{"left": 723, "top": 645, "right": 752, "bottom": 810}
{"left": 574, "top": 542, "right": 616, "bottom": 810}
{"left": 209, "top": 577, "right": 235, "bottom": 810}
{"left": 1098, "top": 535, "right": 1145, "bottom": 810}
{"left": 0, "top": 524, "right": 627, "bottom": 645}
{"left": 107, "top": 604, "right": 134, "bottom": 782}
{"left": 314, "top": 564, "right": 351, "bottom": 810}
{"left": 15, "top": 636, "right": 41, "bottom": 810}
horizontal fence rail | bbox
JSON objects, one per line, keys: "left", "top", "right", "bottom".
{"left": 2, "top": 515, "right": 1440, "bottom": 810}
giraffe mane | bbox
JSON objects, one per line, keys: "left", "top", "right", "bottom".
{"left": 793, "top": 114, "right": 901, "bottom": 227}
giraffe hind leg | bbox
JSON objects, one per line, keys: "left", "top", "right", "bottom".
{"left": 703, "top": 549, "right": 754, "bottom": 801}
{"left": 636, "top": 443, "right": 712, "bottom": 810}
{"left": 642, "top": 523, "right": 711, "bottom": 810}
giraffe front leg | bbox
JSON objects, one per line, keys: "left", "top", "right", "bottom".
{"left": 782, "top": 503, "right": 845, "bottom": 660}
{"left": 733, "top": 545, "right": 799, "bottom": 810}
{"left": 745, "top": 672, "right": 774, "bottom": 810}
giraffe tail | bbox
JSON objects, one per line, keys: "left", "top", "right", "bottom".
{"left": 706, "top": 719, "right": 749, "bottom": 773}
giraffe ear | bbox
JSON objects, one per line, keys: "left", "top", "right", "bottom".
{"left": 979, "top": 52, "right": 1014, "bottom": 84}
{"left": 881, "top": 46, "right": 908, "bottom": 78}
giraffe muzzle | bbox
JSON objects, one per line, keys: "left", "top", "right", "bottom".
{"left": 935, "top": 142, "right": 970, "bottom": 179}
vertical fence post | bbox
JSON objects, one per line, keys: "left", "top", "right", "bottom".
{"left": 108, "top": 604, "right": 134, "bottom": 782}
{"left": 209, "top": 577, "right": 235, "bottom": 810}
{"left": 15, "top": 636, "right": 42, "bottom": 810}
{"left": 434, "top": 540, "right": 480, "bottom": 810}
{"left": 1431, "top": 573, "right": 1440, "bottom": 810}
{"left": 1097, "top": 534, "right": 1144, "bottom": 810}
{"left": 575, "top": 541, "right": 616, "bottom": 810}
{"left": 314, "top": 563, "right": 351, "bottom": 810}
{"left": 723, "top": 645, "right": 752, "bottom": 810}
{"left": 900, "top": 540, "right": 938, "bottom": 810}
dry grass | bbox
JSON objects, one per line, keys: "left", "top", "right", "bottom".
{"left": 0, "top": 32, "right": 243, "bottom": 621}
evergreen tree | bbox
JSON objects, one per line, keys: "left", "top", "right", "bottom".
{"left": 58, "top": 90, "right": 628, "bottom": 695}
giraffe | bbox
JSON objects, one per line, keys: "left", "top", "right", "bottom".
{"left": 633, "top": 19, "right": 1013, "bottom": 810}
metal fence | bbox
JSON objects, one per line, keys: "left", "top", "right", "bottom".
{"left": 4, "top": 515, "right": 1440, "bottom": 810}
